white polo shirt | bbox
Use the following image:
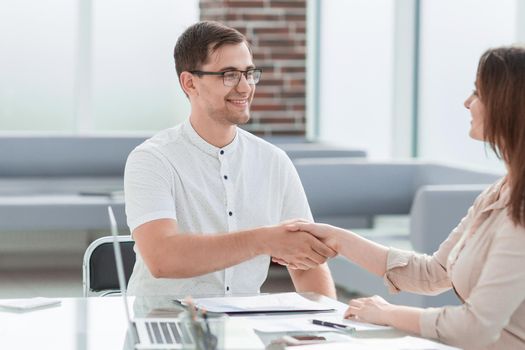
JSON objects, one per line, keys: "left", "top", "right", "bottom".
{"left": 124, "top": 119, "right": 313, "bottom": 296}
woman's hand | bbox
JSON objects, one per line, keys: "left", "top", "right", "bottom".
{"left": 272, "top": 221, "right": 340, "bottom": 268}
{"left": 344, "top": 295, "right": 393, "bottom": 326}
{"left": 288, "top": 222, "right": 341, "bottom": 253}
{"left": 270, "top": 219, "right": 336, "bottom": 269}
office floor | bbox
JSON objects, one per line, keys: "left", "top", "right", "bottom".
{"left": 0, "top": 264, "right": 362, "bottom": 302}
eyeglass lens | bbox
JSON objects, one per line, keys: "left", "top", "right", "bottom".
{"left": 223, "top": 70, "right": 261, "bottom": 86}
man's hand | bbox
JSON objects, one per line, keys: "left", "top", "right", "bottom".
{"left": 288, "top": 222, "right": 340, "bottom": 253}
{"left": 262, "top": 221, "right": 337, "bottom": 270}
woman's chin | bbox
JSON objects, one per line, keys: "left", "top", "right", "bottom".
{"left": 469, "top": 129, "right": 484, "bottom": 141}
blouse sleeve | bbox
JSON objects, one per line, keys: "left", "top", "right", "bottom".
{"left": 383, "top": 203, "right": 476, "bottom": 295}
{"left": 419, "top": 226, "right": 525, "bottom": 348}
{"left": 383, "top": 177, "right": 500, "bottom": 295}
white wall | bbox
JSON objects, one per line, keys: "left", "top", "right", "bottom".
{"left": 92, "top": 0, "right": 198, "bottom": 132}
{"left": 0, "top": 0, "right": 77, "bottom": 131}
{"left": 317, "top": 0, "right": 395, "bottom": 158}
{"left": 0, "top": 0, "right": 198, "bottom": 133}
{"left": 417, "top": 0, "right": 517, "bottom": 172}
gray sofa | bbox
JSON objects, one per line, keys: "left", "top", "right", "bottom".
{"left": 0, "top": 136, "right": 365, "bottom": 233}
{"left": 294, "top": 158, "right": 501, "bottom": 307}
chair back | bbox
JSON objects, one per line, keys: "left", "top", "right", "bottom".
{"left": 82, "top": 235, "right": 135, "bottom": 296}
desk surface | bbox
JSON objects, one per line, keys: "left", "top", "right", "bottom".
{"left": 0, "top": 293, "right": 457, "bottom": 350}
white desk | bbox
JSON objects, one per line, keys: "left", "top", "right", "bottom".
{"left": 0, "top": 294, "right": 457, "bottom": 350}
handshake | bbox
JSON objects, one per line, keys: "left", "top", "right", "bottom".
{"left": 262, "top": 220, "right": 340, "bottom": 270}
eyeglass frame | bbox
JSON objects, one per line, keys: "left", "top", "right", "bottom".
{"left": 189, "top": 68, "right": 262, "bottom": 87}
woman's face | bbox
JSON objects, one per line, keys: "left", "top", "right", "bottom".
{"left": 464, "top": 83, "right": 486, "bottom": 141}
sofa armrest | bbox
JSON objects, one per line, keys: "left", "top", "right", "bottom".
{"left": 409, "top": 184, "right": 489, "bottom": 254}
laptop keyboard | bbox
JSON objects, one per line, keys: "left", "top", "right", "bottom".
{"left": 145, "top": 320, "right": 193, "bottom": 345}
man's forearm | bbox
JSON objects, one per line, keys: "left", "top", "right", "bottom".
{"left": 135, "top": 221, "right": 267, "bottom": 278}
{"left": 289, "top": 263, "right": 337, "bottom": 298}
{"left": 135, "top": 219, "right": 335, "bottom": 279}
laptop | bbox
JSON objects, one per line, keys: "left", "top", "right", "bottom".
{"left": 107, "top": 206, "right": 265, "bottom": 350}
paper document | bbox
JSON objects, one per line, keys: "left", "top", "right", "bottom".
{"left": 286, "top": 336, "right": 460, "bottom": 349}
{"left": 0, "top": 297, "right": 61, "bottom": 312}
{"left": 177, "top": 293, "right": 335, "bottom": 314}
{"left": 247, "top": 315, "right": 390, "bottom": 333}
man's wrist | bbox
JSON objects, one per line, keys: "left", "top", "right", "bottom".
{"left": 250, "top": 226, "right": 270, "bottom": 256}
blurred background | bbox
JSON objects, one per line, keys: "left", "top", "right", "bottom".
{"left": 3, "top": 0, "right": 523, "bottom": 168}
{"left": 0, "top": 0, "right": 523, "bottom": 301}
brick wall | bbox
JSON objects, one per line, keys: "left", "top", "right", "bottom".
{"left": 200, "top": 0, "right": 307, "bottom": 136}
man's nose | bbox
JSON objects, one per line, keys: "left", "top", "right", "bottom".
{"left": 236, "top": 73, "right": 251, "bottom": 92}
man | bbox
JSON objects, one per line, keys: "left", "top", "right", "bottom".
{"left": 124, "top": 21, "right": 336, "bottom": 297}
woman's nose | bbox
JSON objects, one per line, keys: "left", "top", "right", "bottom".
{"left": 464, "top": 95, "right": 472, "bottom": 109}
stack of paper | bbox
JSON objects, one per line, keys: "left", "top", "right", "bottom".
{"left": 180, "top": 293, "right": 335, "bottom": 314}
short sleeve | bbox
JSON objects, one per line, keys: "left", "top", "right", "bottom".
{"left": 124, "top": 149, "right": 177, "bottom": 232}
{"left": 279, "top": 152, "right": 313, "bottom": 222}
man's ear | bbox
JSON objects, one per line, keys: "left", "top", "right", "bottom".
{"left": 179, "top": 71, "right": 197, "bottom": 97}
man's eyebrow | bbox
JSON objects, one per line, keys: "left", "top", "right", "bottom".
{"left": 218, "top": 65, "right": 256, "bottom": 71}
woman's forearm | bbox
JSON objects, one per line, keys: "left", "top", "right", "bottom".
{"left": 332, "top": 226, "right": 389, "bottom": 276}
{"left": 385, "top": 304, "right": 422, "bottom": 335}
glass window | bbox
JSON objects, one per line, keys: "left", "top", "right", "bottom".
{"left": 0, "top": 0, "right": 77, "bottom": 132}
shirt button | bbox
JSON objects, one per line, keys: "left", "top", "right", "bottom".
{"left": 220, "top": 150, "right": 224, "bottom": 155}
{"left": 224, "top": 175, "right": 228, "bottom": 180}
{"left": 228, "top": 211, "right": 233, "bottom": 216}
{"left": 226, "top": 286, "right": 230, "bottom": 291}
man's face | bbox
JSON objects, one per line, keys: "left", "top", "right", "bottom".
{"left": 192, "top": 42, "right": 256, "bottom": 126}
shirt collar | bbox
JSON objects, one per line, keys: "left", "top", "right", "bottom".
{"left": 482, "top": 176, "right": 510, "bottom": 213}
{"left": 182, "top": 119, "right": 239, "bottom": 158}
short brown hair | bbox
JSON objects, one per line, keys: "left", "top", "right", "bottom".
{"left": 174, "top": 21, "right": 250, "bottom": 79}
{"left": 477, "top": 46, "right": 525, "bottom": 226}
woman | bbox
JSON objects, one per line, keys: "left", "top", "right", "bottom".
{"left": 282, "top": 46, "right": 525, "bottom": 349}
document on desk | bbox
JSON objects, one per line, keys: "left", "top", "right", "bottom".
{"left": 177, "top": 293, "right": 335, "bottom": 314}
{"left": 286, "top": 336, "right": 460, "bottom": 349}
{"left": 246, "top": 314, "right": 390, "bottom": 333}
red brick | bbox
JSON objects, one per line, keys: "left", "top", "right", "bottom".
{"left": 258, "top": 117, "right": 297, "bottom": 124}
{"left": 291, "top": 104, "right": 305, "bottom": 111}
{"left": 284, "top": 14, "right": 305, "bottom": 21}
{"left": 270, "top": 52, "right": 305, "bottom": 59}
{"left": 226, "top": 0, "right": 266, "bottom": 8}
{"left": 252, "top": 53, "right": 268, "bottom": 60}
{"left": 281, "top": 91, "right": 305, "bottom": 98}
{"left": 254, "top": 27, "right": 290, "bottom": 34}
{"left": 199, "top": 0, "right": 307, "bottom": 135}
{"left": 251, "top": 104, "right": 286, "bottom": 111}
{"left": 270, "top": 129, "right": 305, "bottom": 136}
{"left": 289, "top": 79, "right": 305, "bottom": 87}
{"left": 295, "top": 25, "right": 306, "bottom": 34}
{"left": 254, "top": 91, "right": 275, "bottom": 98}
{"left": 269, "top": 0, "right": 306, "bottom": 8}
{"left": 242, "top": 14, "right": 281, "bottom": 21}
{"left": 258, "top": 39, "right": 296, "bottom": 47}
{"left": 281, "top": 66, "right": 305, "bottom": 73}
{"left": 259, "top": 79, "right": 284, "bottom": 86}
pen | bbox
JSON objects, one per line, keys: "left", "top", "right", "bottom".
{"left": 311, "top": 319, "right": 356, "bottom": 332}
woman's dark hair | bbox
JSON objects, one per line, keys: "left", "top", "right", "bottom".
{"left": 477, "top": 46, "right": 525, "bottom": 226}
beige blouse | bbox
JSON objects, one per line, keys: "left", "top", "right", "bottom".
{"left": 384, "top": 177, "right": 525, "bottom": 349}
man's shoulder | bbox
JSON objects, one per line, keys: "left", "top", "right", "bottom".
{"left": 132, "top": 124, "right": 186, "bottom": 155}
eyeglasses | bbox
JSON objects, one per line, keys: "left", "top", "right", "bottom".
{"left": 190, "top": 69, "right": 262, "bottom": 87}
